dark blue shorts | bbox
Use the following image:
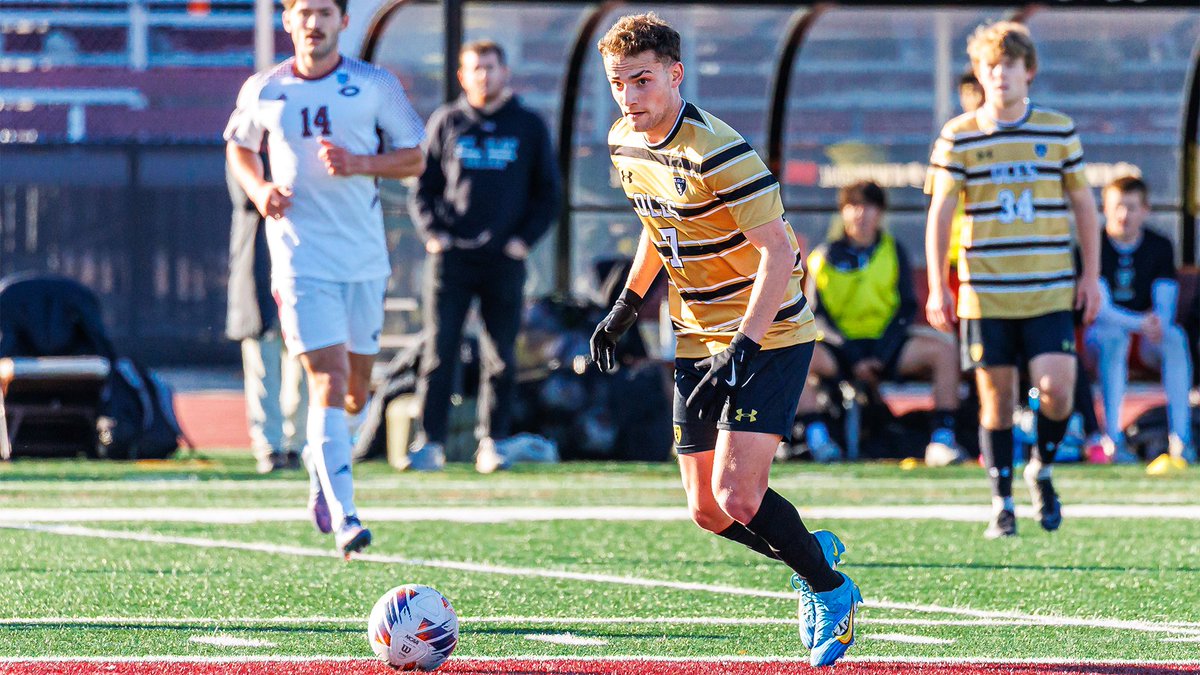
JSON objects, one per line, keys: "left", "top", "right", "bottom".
{"left": 960, "top": 310, "right": 1076, "bottom": 370}
{"left": 672, "top": 341, "right": 813, "bottom": 454}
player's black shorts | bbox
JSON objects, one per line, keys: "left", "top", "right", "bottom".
{"left": 672, "top": 341, "right": 813, "bottom": 454}
{"left": 959, "top": 310, "right": 1076, "bottom": 370}
{"left": 826, "top": 337, "right": 906, "bottom": 381}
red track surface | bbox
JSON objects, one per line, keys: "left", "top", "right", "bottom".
{"left": 5, "top": 661, "right": 1199, "bottom": 675}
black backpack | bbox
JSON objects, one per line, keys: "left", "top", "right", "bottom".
{"left": 97, "top": 358, "right": 186, "bottom": 460}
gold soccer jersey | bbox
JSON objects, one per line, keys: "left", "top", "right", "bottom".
{"left": 608, "top": 102, "right": 815, "bottom": 358}
{"left": 926, "top": 106, "right": 1087, "bottom": 319}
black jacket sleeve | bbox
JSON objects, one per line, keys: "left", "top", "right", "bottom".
{"left": 513, "top": 113, "right": 561, "bottom": 247}
{"left": 408, "top": 107, "right": 451, "bottom": 242}
{"left": 872, "top": 240, "right": 916, "bottom": 366}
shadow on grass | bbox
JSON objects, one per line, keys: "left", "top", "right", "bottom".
{"left": 853, "top": 560, "right": 1200, "bottom": 574}
{"left": 0, "top": 622, "right": 358, "bottom": 635}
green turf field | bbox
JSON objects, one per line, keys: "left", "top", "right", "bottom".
{"left": 1, "top": 454, "right": 1198, "bottom": 662}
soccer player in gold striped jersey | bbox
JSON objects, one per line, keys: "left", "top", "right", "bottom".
{"left": 586, "top": 13, "right": 860, "bottom": 668}
{"left": 925, "top": 21, "right": 1102, "bottom": 539}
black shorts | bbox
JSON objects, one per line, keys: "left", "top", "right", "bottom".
{"left": 960, "top": 310, "right": 1076, "bottom": 370}
{"left": 827, "top": 337, "right": 906, "bottom": 381}
{"left": 672, "top": 341, "right": 813, "bottom": 454}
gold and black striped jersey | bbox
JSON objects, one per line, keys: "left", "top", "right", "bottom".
{"left": 926, "top": 105, "right": 1088, "bottom": 319}
{"left": 609, "top": 102, "right": 815, "bottom": 358}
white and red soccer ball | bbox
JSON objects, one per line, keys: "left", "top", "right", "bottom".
{"left": 368, "top": 585, "right": 459, "bottom": 671}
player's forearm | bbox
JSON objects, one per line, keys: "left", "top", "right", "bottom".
{"left": 1070, "top": 187, "right": 1101, "bottom": 281}
{"left": 925, "top": 195, "right": 956, "bottom": 290}
{"left": 623, "top": 230, "right": 663, "bottom": 298}
{"left": 226, "top": 143, "right": 269, "bottom": 196}
{"left": 356, "top": 147, "right": 426, "bottom": 179}
{"left": 739, "top": 227, "right": 795, "bottom": 344}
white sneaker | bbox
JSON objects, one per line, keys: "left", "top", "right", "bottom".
{"left": 474, "top": 437, "right": 508, "bottom": 474}
{"left": 1169, "top": 434, "right": 1197, "bottom": 464}
{"left": 924, "top": 428, "right": 964, "bottom": 467}
{"left": 1102, "top": 436, "right": 1138, "bottom": 465}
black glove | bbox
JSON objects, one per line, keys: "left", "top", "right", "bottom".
{"left": 590, "top": 288, "right": 643, "bottom": 373}
{"left": 684, "top": 332, "right": 761, "bottom": 421}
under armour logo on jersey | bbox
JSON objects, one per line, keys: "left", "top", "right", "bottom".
{"left": 674, "top": 176, "right": 686, "bottom": 196}
{"left": 733, "top": 408, "right": 757, "bottom": 423}
{"left": 620, "top": 170, "right": 634, "bottom": 184}
{"left": 339, "top": 85, "right": 360, "bottom": 97}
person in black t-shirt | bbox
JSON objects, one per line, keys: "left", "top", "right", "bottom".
{"left": 1084, "top": 176, "right": 1194, "bottom": 464}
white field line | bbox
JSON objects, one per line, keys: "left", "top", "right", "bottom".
{"left": 3, "top": 656, "right": 1200, "bottom": 666}
{"left": 867, "top": 633, "right": 954, "bottom": 645}
{"left": 187, "top": 636, "right": 275, "bottom": 648}
{"left": 0, "top": 616, "right": 1057, "bottom": 629}
{"left": 4, "top": 503, "right": 1200, "bottom": 524}
{"left": 524, "top": 634, "right": 609, "bottom": 646}
{"left": 5, "top": 523, "right": 1200, "bottom": 639}
{"left": 0, "top": 477, "right": 992, "bottom": 491}
{"left": 3, "top": 476, "right": 1186, "bottom": 493}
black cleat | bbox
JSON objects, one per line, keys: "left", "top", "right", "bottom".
{"left": 984, "top": 508, "right": 1017, "bottom": 539}
{"left": 1025, "top": 462, "right": 1063, "bottom": 532}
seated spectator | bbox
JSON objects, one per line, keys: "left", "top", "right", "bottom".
{"left": 797, "top": 181, "right": 963, "bottom": 465}
{"left": 1085, "top": 176, "right": 1195, "bottom": 464}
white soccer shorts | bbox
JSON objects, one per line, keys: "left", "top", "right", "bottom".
{"left": 272, "top": 276, "right": 388, "bottom": 356}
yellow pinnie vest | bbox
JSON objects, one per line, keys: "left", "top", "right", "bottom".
{"left": 808, "top": 234, "right": 899, "bottom": 340}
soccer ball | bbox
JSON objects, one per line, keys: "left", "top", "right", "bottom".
{"left": 368, "top": 585, "right": 459, "bottom": 671}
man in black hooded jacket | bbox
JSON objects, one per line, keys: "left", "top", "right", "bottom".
{"left": 408, "top": 39, "right": 560, "bottom": 473}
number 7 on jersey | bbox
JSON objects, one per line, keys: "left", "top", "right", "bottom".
{"left": 661, "top": 227, "right": 684, "bottom": 269}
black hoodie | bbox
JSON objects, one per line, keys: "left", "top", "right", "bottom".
{"left": 409, "top": 94, "right": 560, "bottom": 255}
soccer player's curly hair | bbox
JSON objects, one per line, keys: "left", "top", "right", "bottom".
{"left": 597, "top": 12, "right": 681, "bottom": 64}
{"left": 967, "top": 20, "right": 1037, "bottom": 73}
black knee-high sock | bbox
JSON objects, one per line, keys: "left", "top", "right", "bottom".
{"left": 745, "top": 488, "right": 842, "bottom": 593}
{"left": 930, "top": 409, "right": 957, "bottom": 434}
{"left": 1035, "top": 412, "right": 1069, "bottom": 465}
{"left": 979, "top": 428, "right": 1014, "bottom": 499}
{"left": 717, "top": 522, "right": 781, "bottom": 561}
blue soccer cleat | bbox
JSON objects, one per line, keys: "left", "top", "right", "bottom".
{"left": 792, "top": 530, "right": 846, "bottom": 649}
{"left": 336, "top": 515, "right": 372, "bottom": 559}
{"left": 809, "top": 572, "right": 863, "bottom": 668}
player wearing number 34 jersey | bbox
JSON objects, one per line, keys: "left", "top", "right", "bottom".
{"left": 924, "top": 20, "right": 1102, "bottom": 541}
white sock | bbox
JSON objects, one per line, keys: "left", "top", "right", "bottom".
{"left": 346, "top": 396, "right": 371, "bottom": 440}
{"left": 302, "top": 445, "right": 321, "bottom": 495}
{"left": 307, "top": 406, "right": 357, "bottom": 523}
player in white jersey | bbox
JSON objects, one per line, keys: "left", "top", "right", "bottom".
{"left": 225, "top": 0, "right": 425, "bottom": 558}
